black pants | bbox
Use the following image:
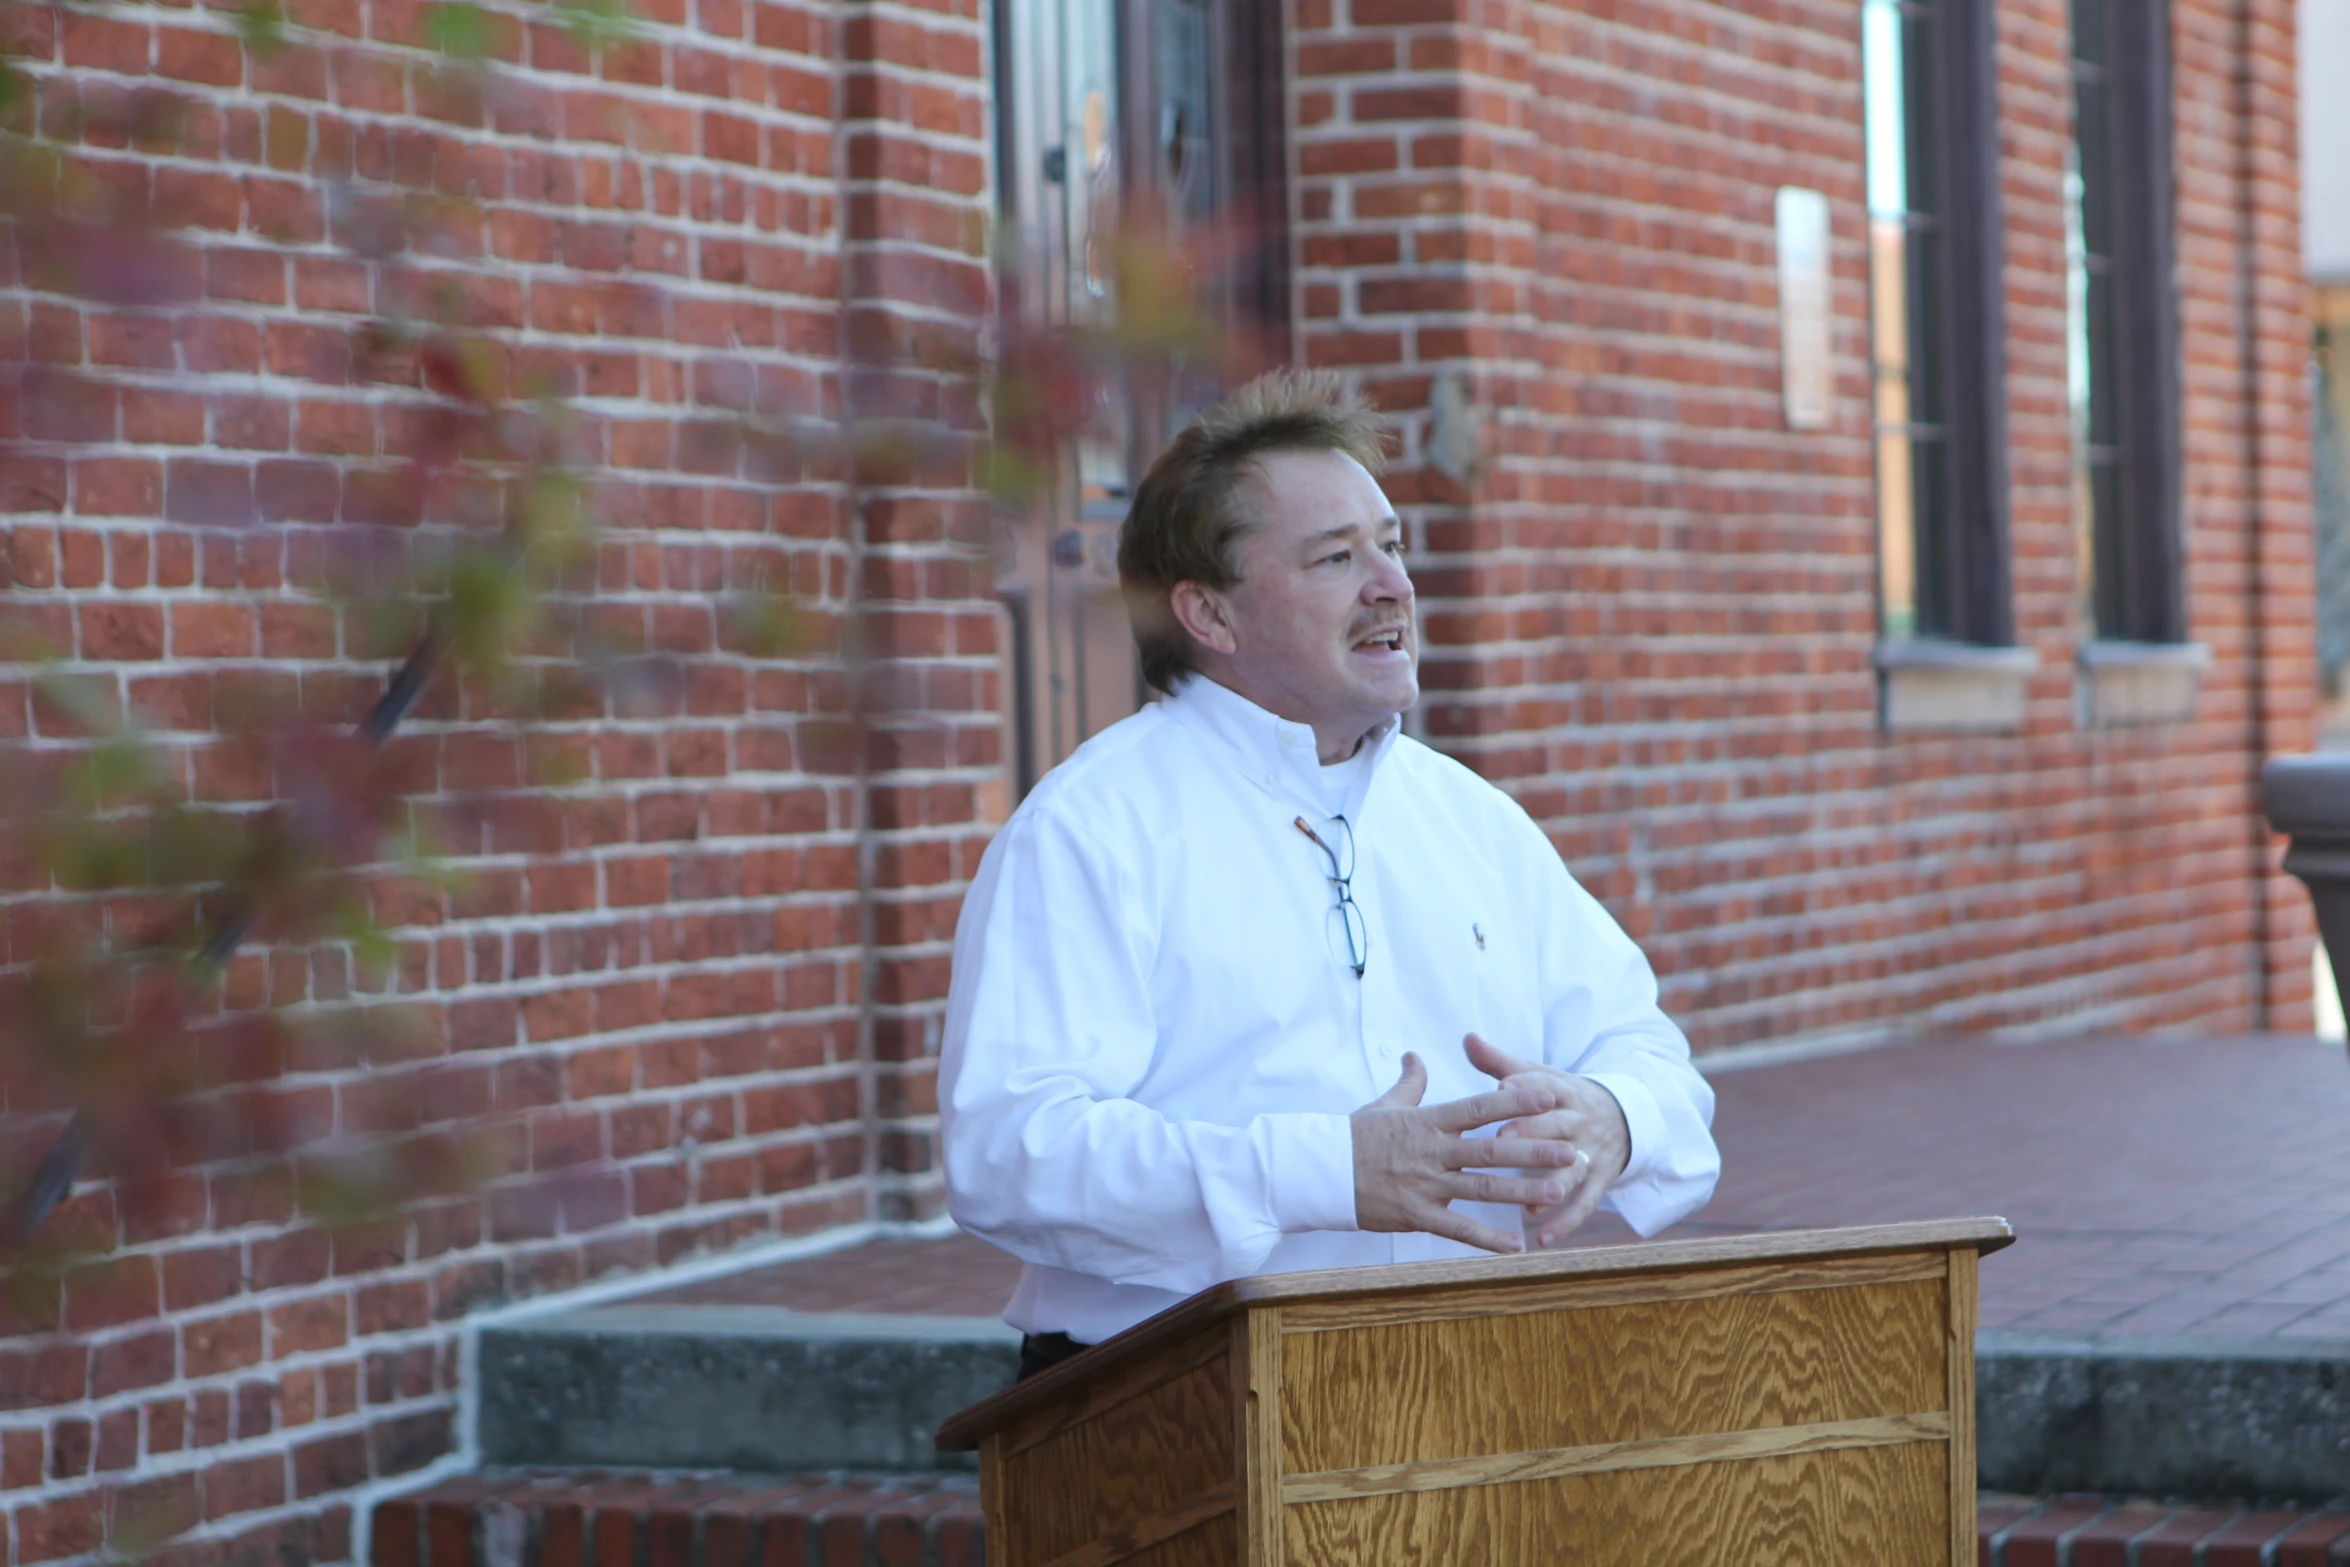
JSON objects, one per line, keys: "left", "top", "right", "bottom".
{"left": 1017, "top": 1331, "right": 1087, "bottom": 1381}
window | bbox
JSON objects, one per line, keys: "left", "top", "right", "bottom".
{"left": 2065, "top": 0, "right": 2186, "bottom": 644}
{"left": 1862, "top": 0, "right": 2013, "bottom": 648}
{"left": 2317, "top": 294, "right": 2350, "bottom": 700}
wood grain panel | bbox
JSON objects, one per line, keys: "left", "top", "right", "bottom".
{"left": 1279, "top": 1252, "right": 1944, "bottom": 1335}
{"left": 1111, "top": 1515, "right": 1238, "bottom": 1567}
{"left": 1280, "top": 1279, "right": 1946, "bottom": 1474}
{"left": 1283, "top": 1412, "right": 1949, "bottom": 1502}
{"left": 1234, "top": 1311, "right": 1283, "bottom": 1567}
{"left": 995, "top": 1355, "right": 1234, "bottom": 1567}
{"left": 999, "top": 1328, "right": 1232, "bottom": 1459}
{"left": 1282, "top": 1435, "right": 1949, "bottom": 1566}
{"left": 1946, "top": 1248, "right": 1977, "bottom": 1567}
{"left": 982, "top": 1438, "right": 1012, "bottom": 1564}
{"left": 1031, "top": 1485, "right": 1236, "bottom": 1567}
{"left": 939, "top": 1222, "right": 2008, "bottom": 1453}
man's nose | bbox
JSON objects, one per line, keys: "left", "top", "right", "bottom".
{"left": 1364, "top": 549, "right": 1413, "bottom": 601}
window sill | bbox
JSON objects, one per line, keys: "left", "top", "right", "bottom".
{"left": 1875, "top": 641, "right": 2040, "bottom": 733}
{"left": 2076, "top": 640, "right": 2209, "bottom": 728}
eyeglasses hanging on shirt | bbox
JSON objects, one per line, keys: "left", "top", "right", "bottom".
{"left": 1292, "top": 816, "right": 1368, "bottom": 979}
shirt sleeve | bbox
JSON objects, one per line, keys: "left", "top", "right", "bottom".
{"left": 939, "top": 806, "right": 1360, "bottom": 1296}
{"left": 1518, "top": 816, "right": 1721, "bottom": 1237}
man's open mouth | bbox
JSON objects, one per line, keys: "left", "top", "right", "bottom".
{"left": 1353, "top": 628, "right": 1408, "bottom": 653}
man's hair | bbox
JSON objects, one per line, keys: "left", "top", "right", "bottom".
{"left": 1117, "top": 369, "right": 1388, "bottom": 692}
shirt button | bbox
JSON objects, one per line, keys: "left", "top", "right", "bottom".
{"left": 1377, "top": 1042, "right": 1397, "bottom": 1058}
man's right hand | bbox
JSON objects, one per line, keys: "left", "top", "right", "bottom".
{"left": 1350, "top": 1052, "right": 1577, "bottom": 1254}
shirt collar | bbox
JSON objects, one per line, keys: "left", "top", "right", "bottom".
{"left": 1163, "top": 674, "right": 1401, "bottom": 813}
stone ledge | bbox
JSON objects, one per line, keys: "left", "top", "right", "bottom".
{"left": 2077, "top": 640, "right": 2210, "bottom": 728}
{"left": 1876, "top": 641, "right": 2041, "bottom": 733}
{"left": 476, "top": 1308, "right": 1019, "bottom": 1475}
{"left": 1976, "top": 1329, "right": 2350, "bottom": 1503}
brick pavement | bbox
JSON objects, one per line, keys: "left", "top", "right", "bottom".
{"left": 648, "top": 1033, "right": 2350, "bottom": 1344}
{"left": 1680, "top": 1032, "right": 2350, "bottom": 1341}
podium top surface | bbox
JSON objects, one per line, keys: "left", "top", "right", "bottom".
{"left": 935, "top": 1215, "right": 2012, "bottom": 1450}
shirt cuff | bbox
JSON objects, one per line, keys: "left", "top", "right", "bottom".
{"left": 1582, "top": 1072, "right": 1666, "bottom": 1188}
{"left": 1265, "top": 1111, "right": 1359, "bottom": 1234}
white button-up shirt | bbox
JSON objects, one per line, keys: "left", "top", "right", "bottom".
{"left": 940, "top": 675, "right": 1719, "bottom": 1344}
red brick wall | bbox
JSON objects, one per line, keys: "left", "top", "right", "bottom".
{"left": 1290, "top": 0, "right": 2316, "bottom": 1052}
{"left": 0, "top": 0, "right": 989, "bottom": 1558}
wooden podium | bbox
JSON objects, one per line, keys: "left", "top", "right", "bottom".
{"left": 937, "top": 1218, "right": 2012, "bottom": 1566}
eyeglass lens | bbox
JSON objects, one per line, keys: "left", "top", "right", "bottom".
{"left": 1328, "top": 898, "right": 1368, "bottom": 977}
{"left": 1324, "top": 816, "right": 1364, "bottom": 977}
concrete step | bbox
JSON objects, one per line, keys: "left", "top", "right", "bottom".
{"left": 370, "top": 1472, "right": 2350, "bottom": 1567}
{"left": 476, "top": 1307, "right": 1018, "bottom": 1475}
{"left": 474, "top": 1292, "right": 2350, "bottom": 1503}
{"left": 1977, "top": 1330, "right": 2350, "bottom": 1503}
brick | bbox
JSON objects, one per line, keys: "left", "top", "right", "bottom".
{"left": 293, "top": 1431, "right": 369, "bottom": 1499}
{"left": 2062, "top": 1503, "right": 2175, "bottom": 1567}
{"left": 182, "top": 1312, "right": 263, "bottom": 1377}
{"left": 2202, "top": 1511, "right": 2315, "bottom": 1566}
{"left": 80, "top": 601, "right": 164, "bottom": 660}
{"left": 170, "top": 600, "right": 256, "bottom": 657}
{"left": 90, "top": 1330, "right": 175, "bottom": 1397}
{"left": 2131, "top": 1508, "right": 2241, "bottom": 1567}
{"left": 269, "top": 1294, "right": 349, "bottom": 1354}
{"left": 15, "top": 1493, "right": 102, "bottom": 1563}
{"left": 202, "top": 1453, "right": 287, "bottom": 1521}
{"left": 164, "top": 460, "right": 253, "bottom": 525}
{"left": 2274, "top": 1512, "right": 2350, "bottom": 1566}
{"left": 44, "top": 1420, "right": 88, "bottom": 1480}
{"left": 64, "top": 1256, "right": 158, "bottom": 1332}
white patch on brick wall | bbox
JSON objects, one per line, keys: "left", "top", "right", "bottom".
{"left": 1427, "top": 370, "right": 1481, "bottom": 484}
{"left": 1775, "top": 187, "right": 1834, "bottom": 431}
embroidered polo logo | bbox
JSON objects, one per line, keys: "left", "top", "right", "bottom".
{"left": 1473, "top": 923, "right": 1486, "bottom": 951}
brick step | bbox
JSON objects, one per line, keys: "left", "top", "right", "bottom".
{"left": 374, "top": 1474, "right": 2350, "bottom": 1567}
{"left": 1980, "top": 1495, "right": 2350, "bottom": 1564}
{"left": 370, "top": 1471, "right": 984, "bottom": 1567}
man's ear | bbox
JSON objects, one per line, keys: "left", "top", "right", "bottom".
{"left": 1168, "top": 580, "right": 1239, "bottom": 657}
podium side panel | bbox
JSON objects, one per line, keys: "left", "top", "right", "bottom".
{"left": 990, "top": 1341, "right": 1236, "bottom": 1567}
{"left": 1282, "top": 1439, "right": 1948, "bottom": 1565}
{"left": 1280, "top": 1275, "right": 1946, "bottom": 1473}
{"left": 1946, "top": 1247, "right": 1978, "bottom": 1567}
{"left": 1234, "top": 1309, "right": 1283, "bottom": 1567}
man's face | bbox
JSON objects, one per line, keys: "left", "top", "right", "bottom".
{"left": 1214, "top": 448, "right": 1417, "bottom": 745}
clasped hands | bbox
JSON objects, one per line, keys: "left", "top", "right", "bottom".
{"left": 1350, "top": 1033, "right": 1630, "bottom": 1254}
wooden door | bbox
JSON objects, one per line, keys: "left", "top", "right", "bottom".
{"left": 989, "top": 0, "right": 1289, "bottom": 797}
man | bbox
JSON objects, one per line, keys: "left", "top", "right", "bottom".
{"left": 941, "top": 371, "right": 1719, "bottom": 1378}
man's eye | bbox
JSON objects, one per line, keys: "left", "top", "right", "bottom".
{"left": 1382, "top": 540, "right": 1406, "bottom": 558}
{"left": 1320, "top": 551, "right": 1350, "bottom": 566}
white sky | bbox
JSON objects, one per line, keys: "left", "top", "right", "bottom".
{"left": 2311, "top": 0, "right": 2350, "bottom": 280}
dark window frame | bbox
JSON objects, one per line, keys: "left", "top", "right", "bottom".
{"left": 1872, "top": 0, "right": 2015, "bottom": 648}
{"left": 2070, "top": 0, "right": 2187, "bottom": 644}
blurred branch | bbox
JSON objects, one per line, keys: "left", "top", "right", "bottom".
{"left": 0, "top": 629, "right": 450, "bottom": 1250}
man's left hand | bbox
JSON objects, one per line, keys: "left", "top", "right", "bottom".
{"left": 1464, "top": 1033, "right": 1630, "bottom": 1249}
